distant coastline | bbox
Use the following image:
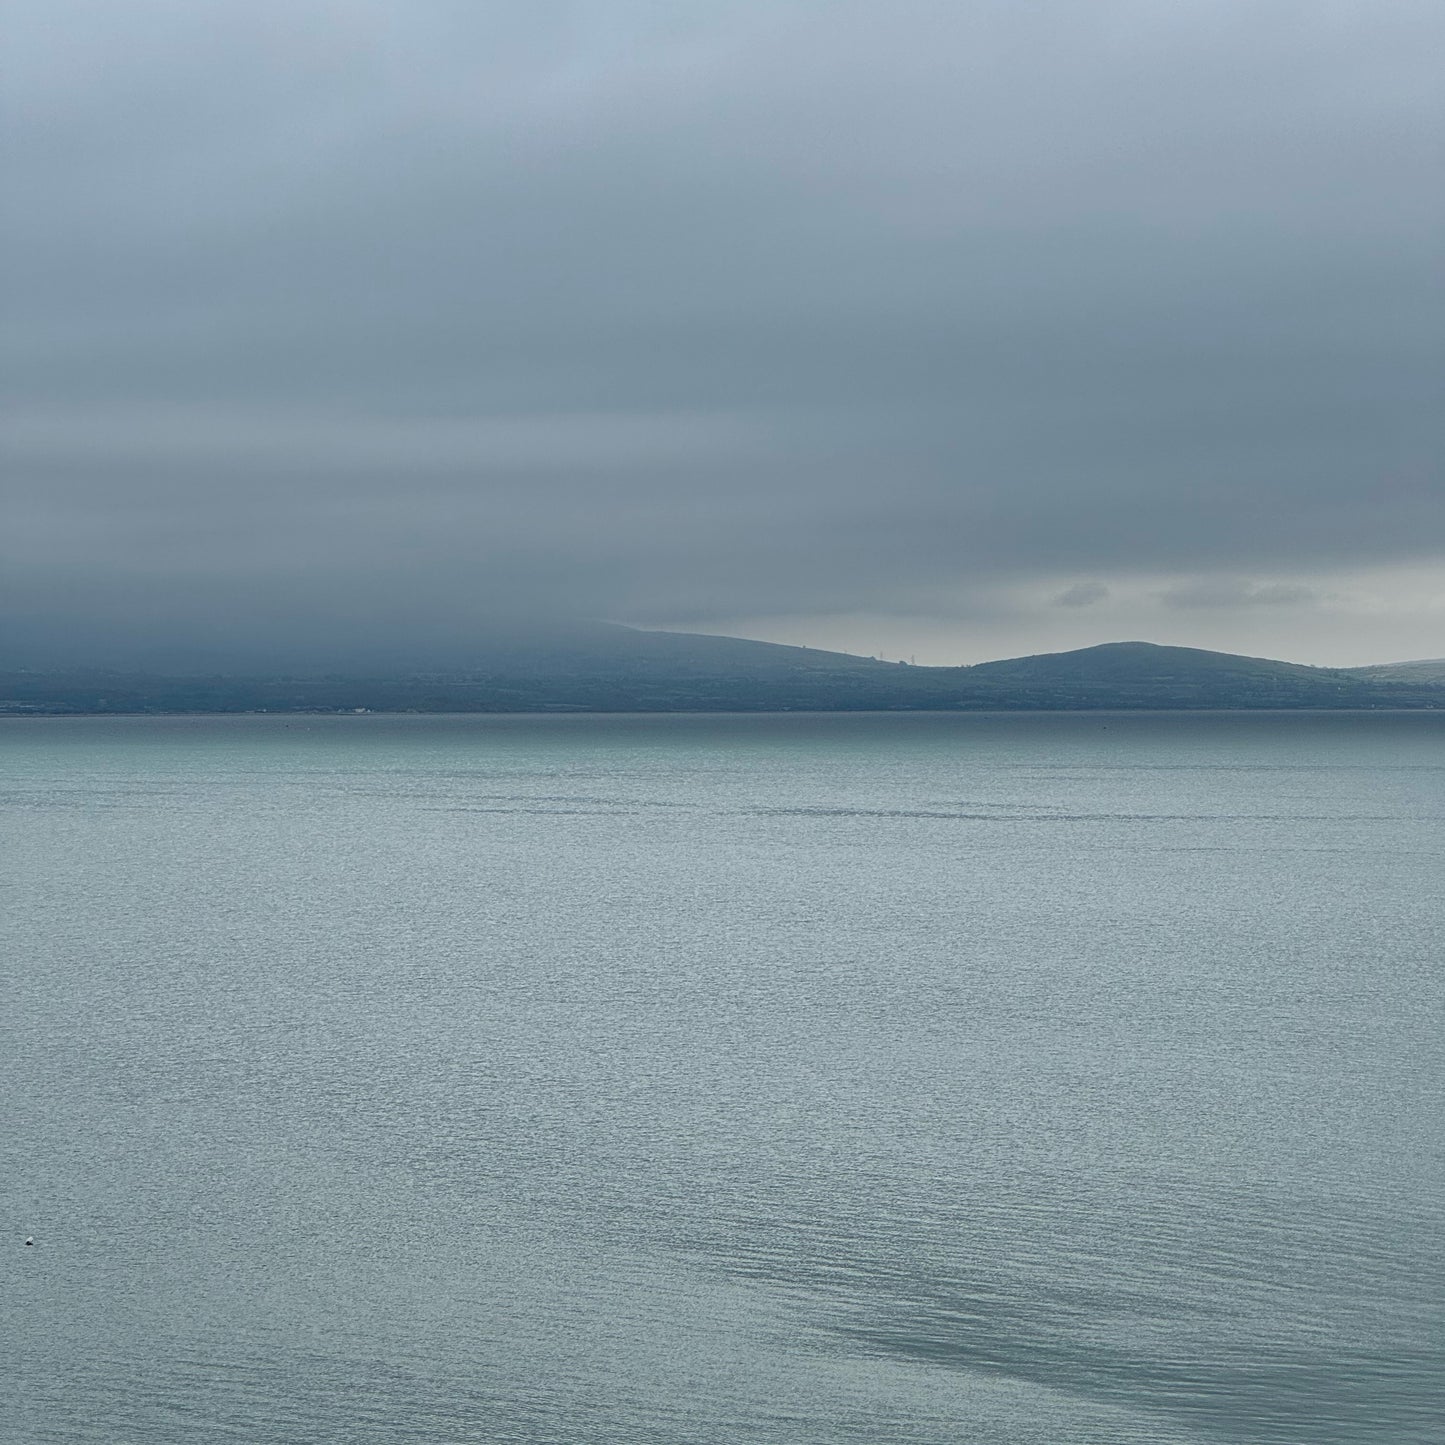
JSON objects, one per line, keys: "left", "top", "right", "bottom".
{"left": 3, "top": 637, "right": 1442, "bottom": 716}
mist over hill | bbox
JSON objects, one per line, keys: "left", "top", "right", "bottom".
{"left": 3, "top": 631, "right": 1442, "bottom": 715}
{"left": 0, "top": 618, "right": 885, "bottom": 681}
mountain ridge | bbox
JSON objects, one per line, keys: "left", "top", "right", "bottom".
{"left": 3, "top": 631, "right": 1442, "bottom": 713}
{"left": 962, "top": 639, "right": 1350, "bottom": 680}
{"left": 1341, "top": 658, "right": 1445, "bottom": 684}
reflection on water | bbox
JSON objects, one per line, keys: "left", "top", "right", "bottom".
{"left": 4, "top": 712, "right": 1442, "bottom": 1443}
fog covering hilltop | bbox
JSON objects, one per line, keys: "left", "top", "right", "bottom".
{"left": 0, "top": 619, "right": 887, "bottom": 680}
{"left": 3, "top": 631, "right": 1443, "bottom": 714}
{"left": 413, "top": 623, "right": 891, "bottom": 678}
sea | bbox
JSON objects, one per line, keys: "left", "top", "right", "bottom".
{"left": 3, "top": 711, "right": 1442, "bottom": 1444}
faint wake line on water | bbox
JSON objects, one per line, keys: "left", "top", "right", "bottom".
{"left": 745, "top": 806, "right": 1414, "bottom": 823}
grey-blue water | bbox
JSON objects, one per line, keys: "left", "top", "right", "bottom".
{"left": 3, "top": 711, "right": 1442, "bottom": 1444}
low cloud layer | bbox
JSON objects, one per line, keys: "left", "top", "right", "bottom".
{"left": 1159, "top": 580, "right": 1320, "bottom": 610}
{"left": 4, "top": 1, "right": 1442, "bottom": 666}
{"left": 1051, "top": 583, "right": 1111, "bottom": 610}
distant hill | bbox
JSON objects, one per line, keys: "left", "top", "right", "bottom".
{"left": 967, "top": 640, "right": 1333, "bottom": 684}
{"left": 2, "top": 633, "right": 1442, "bottom": 714}
{"left": 1342, "top": 659, "right": 1445, "bottom": 685}
{"left": 953, "top": 641, "right": 1381, "bottom": 708}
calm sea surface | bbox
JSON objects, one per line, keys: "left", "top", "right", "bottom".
{"left": 3, "top": 712, "right": 1442, "bottom": 1444}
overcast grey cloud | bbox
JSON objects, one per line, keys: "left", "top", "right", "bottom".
{"left": 4, "top": 0, "right": 1442, "bottom": 665}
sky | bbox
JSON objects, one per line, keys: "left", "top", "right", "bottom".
{"left": 4, "top": 0, "right": 1442, "bottom": 668}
